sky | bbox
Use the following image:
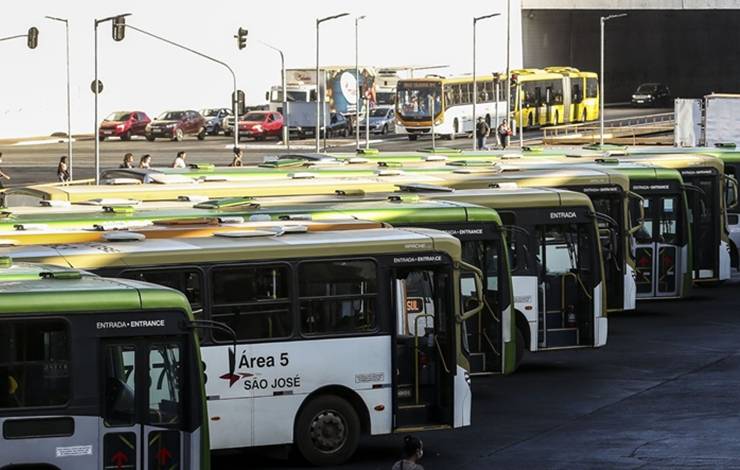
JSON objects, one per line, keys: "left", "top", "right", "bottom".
{"left": 0, "top": 0, "right": 522, "bottom": 137}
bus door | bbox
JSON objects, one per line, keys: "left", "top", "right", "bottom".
{"left": 634, "top": 195, "right": 681, "bottom": 297}
{"left": 393, "top": 264, "right": 455, "bottom": 430}
{"left": 536, "top": 222, "right": 596, "bottom": 349}
{"left": 101, "top": 336, "right": 192, "bottom": 470}
{"left": 682, "top": 173, "right": 720, "bottom": 280}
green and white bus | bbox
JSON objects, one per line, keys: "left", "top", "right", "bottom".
{"left": 3, "top": 226, "right": 479, "bottom": 466}
{"left": 0, "top": 260, "right": 209, "bottom": 469}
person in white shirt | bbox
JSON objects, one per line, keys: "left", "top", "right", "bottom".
{"left": 172, "top": 151, "right": 187, "bottom": 169}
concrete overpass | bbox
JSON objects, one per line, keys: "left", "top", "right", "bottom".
{"left": 521, "top": 0, "right": 740, "bottom": 102}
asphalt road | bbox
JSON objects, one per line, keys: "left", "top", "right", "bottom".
{"left": 0, "top": 107, "right": 670, "bottom": 187}
{"left": 215, "top": 276, "right": 740, "bottom": 469}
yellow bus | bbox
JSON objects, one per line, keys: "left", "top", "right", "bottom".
{"left": 511, "top": 67, "right": 599, "bottom": 128}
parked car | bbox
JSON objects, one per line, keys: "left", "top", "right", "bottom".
{"left": 631, "top": 83, "right": 671, "bottom": 107}
{"left": 146, "top": 110, "right": 206, "bottom": 142}
{"left": 201, "top": 108, "right": 233, "bottom": 135}
{"left": 238, "top": 111, "right": 284, "bottom": 140}
{"left": 99, "top": 111, "right": 151, "bottom": 141}
{"left": 359, "top": 106, "right": 396, "bottom": 135}
{"left": 324, "top": 112, "right": 351, "bottom": 138}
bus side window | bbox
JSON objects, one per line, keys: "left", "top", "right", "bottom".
{"left": 210, "top": 264, "right": 292, "bottom": 342}
{"left": 299, "top": 260, "right": 378, "bottom": 336}
{"left": 123, "top": 269, "right": 203, "bottom": 315}
{"left": 586, "top": 78, "right": 598, "bottom": 98}
{"left": 0, "top": 320, "right": 70, "bottom": 409}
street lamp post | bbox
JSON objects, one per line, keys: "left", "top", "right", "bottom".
{"left": 355, "top": 15, "right": 366, "bottom": 151}
{"left": 600, "top": 13, "right": 627, "bottom": 147}
{"left": 255, "top": 40, "right": 288, "bottom": 150}
{"left": 316, "top": 13, "right": 349, "bottom": 153}
{"left": 45, "top": 16, "right": 72, "bottom": 180}
{"left": 94, "top": 13, "right": 130, "bottom": 185}
{"left": 505, "top": 0, "right": 512, "bottom": 132}
{"left": 472, "top": 12, "right": 500, "bottom": 151}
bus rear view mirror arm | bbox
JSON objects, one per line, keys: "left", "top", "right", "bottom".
{"left": 184, "top": 319, "right": 238, "bottom": 363}
{"left": 458, "top": 260, "right": 484, "bottom": 322}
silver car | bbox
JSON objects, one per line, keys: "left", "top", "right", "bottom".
{"left": 359, "top": 107, "right": 396, "bottom": 135}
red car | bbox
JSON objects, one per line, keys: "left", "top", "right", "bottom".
{"left": 146, "top": 110, "right": 207, "bottom": 142}
{"left": 99, "top": 111, "right": 151, "bottom": 141}
{"left": 238, "top": 111, "right": 284, "bottom": 140}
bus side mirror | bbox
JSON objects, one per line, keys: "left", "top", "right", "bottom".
{"left": 725, "top": 175, "right": 739, "bottom": 209}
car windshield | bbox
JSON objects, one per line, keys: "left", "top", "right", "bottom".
{"left": 637, "top": 84, "right": 658, "bottom": 93}
{"left": 243, "top": 113, "right": 266, "bottom": 121}
{"left": 396, "top": 81, "right": 442, "bottom": 120}
{"left": 105, "top": 112, "right": 130, "bottom": 121}
{"left": 157, "top": 111, "right": 185, "bottom": 120}
{"left": 201, "top": 109, "right": 221, "bottom": 117}
{"left": 369, "top": 109, "right": 390, "bottom": 118}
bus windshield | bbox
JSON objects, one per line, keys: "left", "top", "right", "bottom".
{"left": 397, "top": 82, "right": 442, "bottom": 120}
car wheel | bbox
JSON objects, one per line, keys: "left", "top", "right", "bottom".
{"left": 146, "top": 135, "right": 155, "bottom": 142}
{"left": 197, "top": 127, "right": 206, "bottom": 140}
{"left": 224, "top": 129, "right": 233, "bottom": 137}
{"left": 408, "top": 134, "right": 418, "bottom": 141}
{"left": 120, "top": 131, "right": 131, "bottom": 141}
{"left": 100, "top": 136, "right": 107, "bottom": 141}
{"left": 382, "top": 124, "right": 388, "bottom": 135}
{"left": 294, "top": 395, "right": 360, "bottom": 466}
{"left": 173, "top": 128, "right": 184, "bottom": 142}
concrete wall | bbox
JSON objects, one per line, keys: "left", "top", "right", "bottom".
{"left": 522, "top": 9, "right": 740, "bottom": 102}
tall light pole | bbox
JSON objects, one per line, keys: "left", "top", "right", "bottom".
{"left": 600, "top": 13, "right": 627, "bottom": 147}
{"left": 45, "top": 16, "right": 72, "bottom": 180}
{"left": 505, "top": 0, "right": 512, "bottom": 131}
{"left": 355, "top": 15, "right": 366, "bottom": 151}
{"left": 472, "top": 12, "right": 500, "bottom": 150}
{"left": 94, "top": 13, "right": 130, "bottom": 185}
{"left": 254, "top": 39, "right": 288, "bottom": 150}
{"left": 316, "top": 12, "right": 349, "bottom": 153}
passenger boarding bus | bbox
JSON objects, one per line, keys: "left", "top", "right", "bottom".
{"left": 395, "top": 75, "right": 507, "bottom": 141}
{"left": 4, "top": 227, "right": 479, "bottom": 466}
{"left": 0, "top": 261, "right": 209, "bottom": 469}
{"left": 0, "top": 201, "right": 516, "bottom": 376}
{"left": 510, "top": 67, "right": 600, "bottom": 128}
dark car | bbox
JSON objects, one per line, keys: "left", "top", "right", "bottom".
{"left": 238, "top": 111, "right": 284, "bottom": 140}
{"left": 99, "top": 111, "right": 151, "bottom": 141}
{"left": 201, "top": 108, "right": 233, "bottom": 136}
{"left": 631, "top": 83, "right": 671, "bottom": 107}
{"left": 324, "top": 113, "right": 351, "bottom": 138}
{"left": 146, "top": 110, "right": 207, "bottom": 142}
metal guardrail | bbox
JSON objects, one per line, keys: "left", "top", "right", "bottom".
{"left": 542, "top": 112, "right": 675, "bottom": 145}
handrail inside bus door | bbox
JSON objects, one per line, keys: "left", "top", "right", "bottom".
{"left": 592, "top": 210, "right": 622, "bottom": 273}
{"left": 458, "top": 260, "right": 484, "bottom": 322}
{"left": 413, "top": 313, "right": 437, "bottom": 405}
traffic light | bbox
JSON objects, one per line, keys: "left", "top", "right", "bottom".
{"left": 236, "top": 27, "right": 248, "bottom": 50}
{"left": 112, "top": 15, "right": 126, "bottom": 42}
{"left": 27, "top": 27, "right": 38, "bottom": 49}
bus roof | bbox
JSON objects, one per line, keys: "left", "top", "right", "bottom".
{"left": 413, "top": 187, "right": 595, "bottom": 211}
{"left": 3, "top": 176, "right": 415, "bottom": 206}
{"left": 445, "top": 167, "right": 631, "bottom": 191}
{"left": 1, "top": 227, "right": 462, "bottom": 272}
{"left": 0, "top": 262, "right": 191, "bottom": 315}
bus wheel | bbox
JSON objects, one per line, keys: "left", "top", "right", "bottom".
{"left": 554, "top": 111, "right": 559, "bottom": 125}
{"left": 527, "top": 114, "right": 534, "bottom": 128}
{"left": 408, "top": 134, "right": 418, "bottom": 141}
{"left": 295, "top": 395, "right": 361, "bottom": 466}
{"left": 582, "top": 110, "right": 588, "bottom": 122}
{"left": 448, "top": 119, "right": 458, "bottom": 140}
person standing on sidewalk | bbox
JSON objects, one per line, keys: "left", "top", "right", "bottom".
{"left": 497, "top": 121, "right": 512, "bottom": 150}
{"left": 476, "top": 117, "right": 490, "bottom": 150}
{"left": 57, "top": 156, "right": 70, "bottom": 183}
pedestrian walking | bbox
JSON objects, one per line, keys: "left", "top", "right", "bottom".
{"left": 57, "top": 156, "right": 70, "bottom": 183}
{"left": 476, "top": 117, "right": 490, "bottom": 150}
{"left": 120, "top": 153, "right": 135, "bottom": 169}
{"left": 229, "top": 147, "right": 243, "bottom": 167}
{"left": 172, "top": 151, "right": 187, "bottom": 169}
{"left": 391, "top": 436, "right": 424, "bottom": 470}
{"left": 497, "top": 121, "right": 512, "bottom": 150}
{"left": 139, "top": 154, "right": 152, "bottom": 169}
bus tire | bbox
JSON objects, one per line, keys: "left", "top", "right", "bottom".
{"left": 528, "top": 114, "right": 534, "bottom": 128}
{"left": 448, "top": 119, "right": 458, "bottom": 140}
{"left": 554, "top": 111, "right": 559, "bottom": 126}
{"left": 294, "top": 394, "right": 361, "bottom": 466}
{"left": 408, "top": 135, "right": 418, "bottom": 141}
{"left": 582, "top": 110, "right": 588, "bottom": 123}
